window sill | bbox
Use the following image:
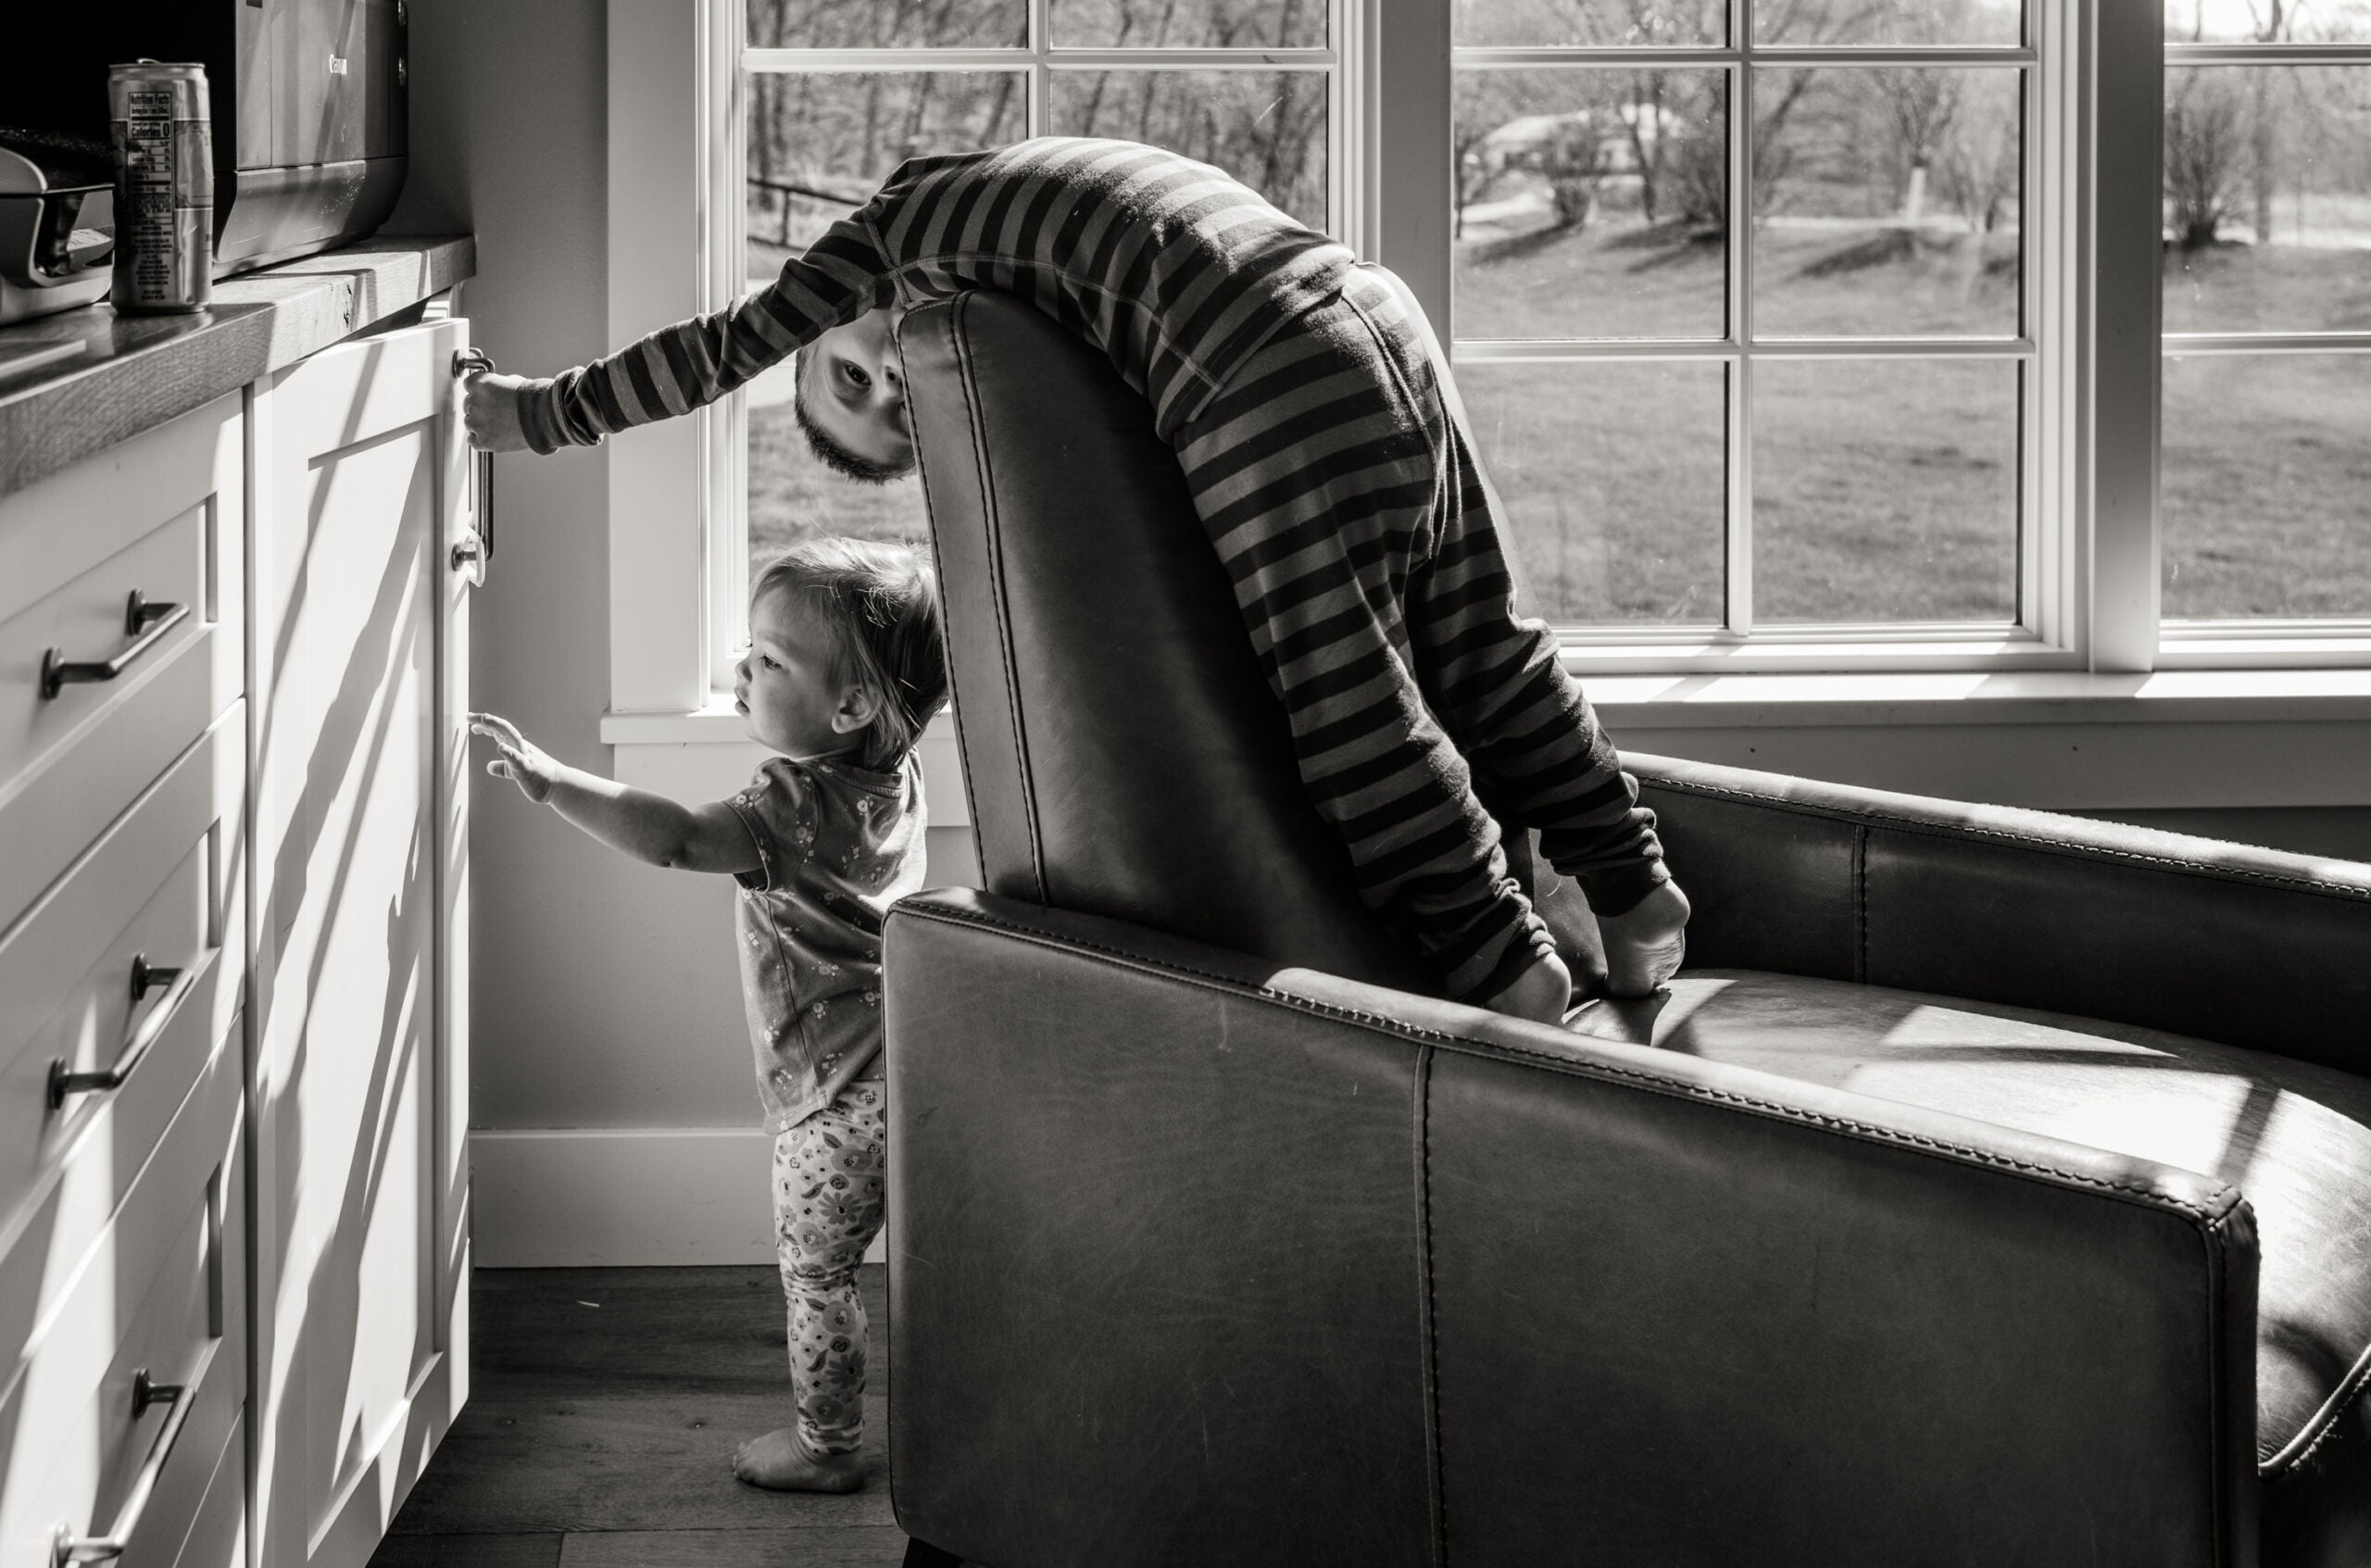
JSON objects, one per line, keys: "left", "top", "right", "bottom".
{"left": 1567, "top": 665, "right": 2371, "bottom": 729}
{"left": 597, "top": 667, "right": 2371, "bottom": 817}
{"left": 599, "top": 668, "right": 2371, "bottom": 744}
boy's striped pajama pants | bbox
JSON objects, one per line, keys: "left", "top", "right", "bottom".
{"left": 1173, "top": 264, "right": 1666, "bottom": 1003}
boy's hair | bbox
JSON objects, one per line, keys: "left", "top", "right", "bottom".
{"left": 793, "top": 351, "right": 914, "bottom": 485}
{"left": 753, "top": 537, "right": 948, "bottom": 771}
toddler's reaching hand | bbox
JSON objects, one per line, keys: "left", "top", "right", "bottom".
{"left": 471, "top": 712, "right": 559, "bottom": 804}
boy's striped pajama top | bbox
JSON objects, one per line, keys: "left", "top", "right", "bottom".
{"left": 517, "top": 136, "right": 1668, "bottom": 1000}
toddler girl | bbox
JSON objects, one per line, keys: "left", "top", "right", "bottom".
{"left": 471, "top": 536, "right": 947, "bottom": 1492}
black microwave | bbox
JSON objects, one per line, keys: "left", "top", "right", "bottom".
{"left": 0, "top": 0, "right": 408, "bottom": 278}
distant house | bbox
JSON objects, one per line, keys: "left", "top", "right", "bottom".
{"left": 1472, "top": 100, "right": 1690, "bottom": 183}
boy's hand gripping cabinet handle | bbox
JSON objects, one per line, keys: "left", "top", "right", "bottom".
{"left": 452, "top": 347, "right": 496, "bottom": 584}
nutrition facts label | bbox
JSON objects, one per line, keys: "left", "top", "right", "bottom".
{"left": 110, "top": 78, "right": 211, "bottom": 309}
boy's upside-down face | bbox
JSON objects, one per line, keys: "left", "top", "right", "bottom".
{"left": 796, "top": 308, "right": 916, "bottom": 482}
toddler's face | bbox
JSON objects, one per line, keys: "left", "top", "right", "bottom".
{"left": 800, "top": 310, "right": 915, "bottom": 476}
{"left": 735, "top": 592, "right": 869, "bottom": 761}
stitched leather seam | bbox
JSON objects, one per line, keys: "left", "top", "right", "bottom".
{"left": 1414, "top": 1047, "right": 1448, "bottom": 1568}
{"left": 902, "top": 311, "right": 991, "bottom": 911}
{"left": 1852, "top": 824, "right": 1869, "bottom": 985}
{"left": 947, "top": 295, "right": 1048, "bottom": 899}
{"left": 2203, "top": 1204, "right": 2236, "bottom": 1551}
{"left": 1646, "top": 775, "right": 2371, "bottom": 901}
{"left": 895, "top": 901, "right": 2247, "bottom": 1226}
{"left": 2260, "top": 1338, "right": 2371, "bottom": 1477}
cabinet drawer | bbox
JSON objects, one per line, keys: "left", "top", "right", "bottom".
{"left": 0, "top": 710, "right": 243, "bottom": 1271}
{"left": 0, "top": 1035, "right": 245, "bottom": 1568}
{"left": 144, "top": 1410, "right": 244, "bottom": 1568}
{"left": 0, "top": 395, "right": 243, "bottom": 936}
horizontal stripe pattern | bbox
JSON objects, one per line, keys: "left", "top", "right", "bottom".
{"left": 517, "top": 138, "right": 1357, "bottom": 454}
{"left": 1176, "top": 265, "right": 1667, "bottom": 1001}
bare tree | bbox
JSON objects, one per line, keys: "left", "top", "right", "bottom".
{"left": 1875, "top": 69, "right": 1961, "bottom": 222}
{"left": 1934, "top": 75, "right": 2017, "bottom": 234}
{"left": 2165, "top": 70, "right": 2245, "bottom": 248}
{"left": 1539, "top": 112, "right": 1614, "bottom": 227}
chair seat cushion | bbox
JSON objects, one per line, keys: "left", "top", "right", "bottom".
{"left": 1575, "top": 969, "right": 2371, "bottom": 1483}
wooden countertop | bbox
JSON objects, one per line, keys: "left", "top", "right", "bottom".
{"left": 0, "top": 235, "right": 475, "bottom": 499}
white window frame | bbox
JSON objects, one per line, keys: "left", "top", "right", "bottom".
{"left": 2153, "top": 32, "right": 2371, "bottom": 670}
{"left": 597, "top": 0, "right": 2371, "bottom": 818}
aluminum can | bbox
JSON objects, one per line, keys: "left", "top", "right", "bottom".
{"left": 108, "top": 62, "right": 213, "bottom": 313}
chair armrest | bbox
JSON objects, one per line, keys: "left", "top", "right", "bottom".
{"left": 1632, "top": 751, "right": 2371, "bottom": 1073}
{"left": 883, "top": 887, "right": 2257, "bottom": 1568}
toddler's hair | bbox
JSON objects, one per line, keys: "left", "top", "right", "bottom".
{"left": 753, "top": 538, "right": 948, "bottom": 771}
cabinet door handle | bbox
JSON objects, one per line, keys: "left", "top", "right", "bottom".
{"left": 50, "top": 1345, "right": 217, "bottom": 1566}
{"left": 41, "top": 590, "right": 190, "bottom": 699}
{"left": 130, "top": 951, "right": 182, "bottom": 1001}
{"left": 453, "top": 347, "right": 495, "bottom": 584}
{"left": 49, "top": 958, "right": 199, "bottom": 1110}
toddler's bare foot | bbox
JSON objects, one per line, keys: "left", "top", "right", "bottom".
{"left": 733, "top": 1426, "right": 866, "bottom": 1492}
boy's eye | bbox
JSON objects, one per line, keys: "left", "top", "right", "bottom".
{"left": 841, "top": 361, "right": 871, "bottom": 391}
{"left": 760, "top": 655, "right": 779, "bottom": 669}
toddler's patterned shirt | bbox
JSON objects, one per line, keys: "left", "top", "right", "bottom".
{"left": 725, "top": 752, "right": 926, "bottom": 1133}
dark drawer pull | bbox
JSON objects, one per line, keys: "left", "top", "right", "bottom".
{"left": 50, "top": 958, "right": 199, "bottom": 1110}
{"left": 130, "top": 952, "right": 181, "bottom": 1001}
{"left": 41, "top": 590, "right": 190, "bottom": 700}
{"left": 50, "top": 1345, "right": 216, "bottom": 1566}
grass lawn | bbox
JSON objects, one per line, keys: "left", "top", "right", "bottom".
{"left": 748, "top": 214, "right": 2370, "bottom": 629}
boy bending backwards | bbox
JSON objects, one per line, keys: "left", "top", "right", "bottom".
{"left": 473, "top": 539, "right": 948, "bottom": 1490}
{"left": 468, "top": 137, "right": 1689, "bottom": 1021}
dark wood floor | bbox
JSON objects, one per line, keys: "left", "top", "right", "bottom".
{"left": 372, "top": 1264, "right": 922, "bottom": 1568}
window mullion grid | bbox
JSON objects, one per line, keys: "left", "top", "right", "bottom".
{"left": 1454, "top": 25, "right": 2054, "bottom": 659}
{"left": 2018, "top": 31, "right": 2043, "bottom": 643}
{"left": 741, "top": 47, "right": 1336, "bottom": 69}
{"left": 2153, "top": 36, "right": 2371, "bottom": 653}
{"left": 711, "top": 0, "right": 751, "bottom": 693}
{"left": 1729, "top": 53, "right": 1753, "bottom": 637}
{"left": 1328, "top": 0, "right": 1351, "bottom": 244}
{"left": 1027, "top": 0, "right": 1048, "bottom": 132}
{"left": 2164, "top": 41, "right": 2371, "bottom": 66}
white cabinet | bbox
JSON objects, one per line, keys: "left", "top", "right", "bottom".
{"left": 0, "top": 303, "right": 473, "bottom": 1568}
{"left": 0, "top": 395, "right": 248, "bottom": 1568}
{"left": 246, "top": 313, "right": 474, "bottom": 1568}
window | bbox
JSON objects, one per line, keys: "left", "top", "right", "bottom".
{"left": 715, "top": 0, "right": 1352, "bottom": 687}
{"left": 1452, "top": 0, "right": 2039, "bottom": 653}
{"left": 2160, "top": 2, "right": 2371, "bottom": 634}
{"left": 702, "top": 0, "right": 2371, "bottom": 689}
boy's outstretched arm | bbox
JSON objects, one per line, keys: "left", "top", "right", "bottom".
{"left": 472, "top": 712, "right": 761, "bottom": 875}
{"left": 462, "top": 195, "right": 895, "bottom": 456}
{"left": 462, "top": 371, "right": 536, "bottom": 454}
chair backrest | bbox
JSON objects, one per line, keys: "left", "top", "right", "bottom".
{"left": 899, "top": 290, "right": 1434, "bottom": 995}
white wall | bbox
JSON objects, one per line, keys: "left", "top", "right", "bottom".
{"left": 388, "top": 3, "right": 796, "bottom": 1264}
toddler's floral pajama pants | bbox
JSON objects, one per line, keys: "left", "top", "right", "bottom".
{"left": 771, "top": 1082, "right": 886, "bottom": 1455}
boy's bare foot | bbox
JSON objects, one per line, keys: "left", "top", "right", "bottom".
{"left": 1596, "top": 879, "right": 1692, "bottom": 997}
{"left": 732, "top": 1426, "right": 866, "bottom": 1492}
{"left": 1480, "top": 948, "right": 1574, "bottom": 1026}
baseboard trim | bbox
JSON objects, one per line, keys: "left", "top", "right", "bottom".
{"left": 470, "top": 1126, "right": 887, "bottom": 1268}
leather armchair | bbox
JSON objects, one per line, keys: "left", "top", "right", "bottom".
{"left": 884, "top": 289, "right": 2371, "bottom": 1568}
